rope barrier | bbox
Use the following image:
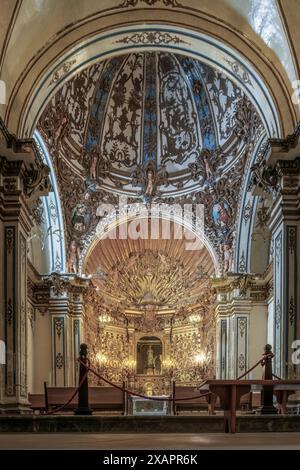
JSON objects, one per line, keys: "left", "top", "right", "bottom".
{"left": 81, "top": 360, "right": 211, "bottom": 402}
{"left": 236, "top": 353, "right": 274, "bottom": 380}
{"left": 41, "top": 352, "right": 276, "bottom": 414}
{"left": 43, "top": 360, "right": 90, "bottom": 415}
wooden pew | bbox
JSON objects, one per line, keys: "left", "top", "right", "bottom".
{"left": 173, "top": 384, "right": 218, "bottom": 415}
{"left": 28, "top": 394, "right": 46, "bottom": 412}
{"left": 44, "top": 383, "right": 127, "bottom": 414}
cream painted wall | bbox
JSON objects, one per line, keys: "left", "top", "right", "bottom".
{"left": 27, "top": 315, "right": 35, "bottom": 393}
{"left": 248, "top": 302, "right": 268, "bottom": 379}
{"left": 267, "top": 298, "right": 274, "bottom": 347}
{"left": 33, "top": 311, "right": 52, "bottom": 394}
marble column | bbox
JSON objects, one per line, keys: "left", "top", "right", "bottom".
{"left": 46, "top": 274, "right": 88, "bottom": 387}
{"left": 0, "top": 118, "right": 51, "bottom": 411}
{"left": 213, "top": 275, "right": 269, "bottom": 379}
{"left": 69, "top": 287, "right": 85, "bottom": 386}
{"left": 269, "top": 158, "right": 300, "bottom": 378}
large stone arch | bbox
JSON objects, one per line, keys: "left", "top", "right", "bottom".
{"left": 3, "top": 6, "right": 296, "bottom": 137}
{"left": 81, "top": 204, "right": 220, "bottom": 276}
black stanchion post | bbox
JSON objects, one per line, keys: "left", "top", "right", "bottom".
{"left": 75, "top": 343, "right": 93, "bottom": 415}
{"left": 259, "top": 344, "right": 277, "bottom": 414}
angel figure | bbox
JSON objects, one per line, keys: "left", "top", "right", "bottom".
{"left": 68, "top": 240, "right": 80, "bottom": 273}
{"left": 145, "top": 169, "right": 154, "bottom": 198}
{"left": 158, "top": 252, "right": 168, "bottom": 266}
{"left": 201, "top": 149, "right": 213, "bottom": 179}
{"left": 221, "top": 243, "right": 233, "bottom": 273}
{"left": 90, "top": 151, "right": 98, "bottom": 180}
{"left": 131, "top": 163, "right": 169, "bottom": 205}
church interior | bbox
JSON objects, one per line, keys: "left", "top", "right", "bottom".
{"left": 1, "top": 0, "right": 300, "bottom": 451}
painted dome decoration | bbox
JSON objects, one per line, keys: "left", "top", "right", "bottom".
{"left": 38, "top": 51, "right": 264, "bottom": 268}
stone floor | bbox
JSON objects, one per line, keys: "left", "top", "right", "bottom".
{"left": 0, "top": 433, "right": 300, "bottom": 449}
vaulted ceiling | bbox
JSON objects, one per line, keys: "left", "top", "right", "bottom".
{"left": 37, "top": 50, "right": 264, "bottom": 272}
{"left": 1, "top": 0, "right": 299, "bottom": 136}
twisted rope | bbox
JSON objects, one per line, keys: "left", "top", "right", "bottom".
{"left": 82, "top": 361, "right": 211, "bottom": 402}
{"left": 43, "top": 360, "right": 90, "bottom": 415}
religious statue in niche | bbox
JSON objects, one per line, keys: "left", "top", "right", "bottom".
{"left": 71, "top": 204, "right": 90, "bottom": 232}
{"left": 137, "top": 336, "right": 163, "bottom": 375}
{"left": 213, "top": 201, "right": 230, "bottom": 227}
{"left": 147, "top": 346, "right": 155, "bottom": 369}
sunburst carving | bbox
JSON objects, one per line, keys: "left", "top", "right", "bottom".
{"left": 93, "top": 250, "right": 208, "bottom": 308}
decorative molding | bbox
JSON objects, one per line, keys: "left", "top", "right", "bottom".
{"left": 0, "top": 118, "right": 52, "bottom": 203}
{"left": 3, "top": 177, "right": 17, "bottom": 191}
{"left": 275, "top": 235, "right": 282, "bottom": 270}
{"left": 32, "top": 198, "right": 45, "bottom": 225}
{"left": 55, "top": 352, "right": 64, "bottom": 369}
{"left": 224, "top": 58, "right": 253, "bottom": 87}
{"left": 119, "top": 0, "right": 182, "bottom": 7}
{"left": 288, "top": 226, "right": 296, "bottom": 254}
{"left": 54, "top": 318, "right": 64, "bottom": 338}
{"left": 238, "top": 353, "right": 245, "bottom": 371}
{"left": 49, "top": 59, "right": 77, "bottom": 87}
{"left": 45, "top": 272, "right": 70, "bottom": 297}
{"left": 74, "top": 319, "right": 80, "bottom": 334}
{"left": 5, "top": 228, "right": 14, "bottom": 254}
{"left": 116, "top": 31, "right": 189, "bottom": 46}
{"left": 256, "top": 205, "right": 269, "bottom": 231}
{"left": 289, "top": 296, "right": 295, "bottom": 326}
{"left": 6, "top": 298, "right": 13, "bottom": 326}
{"left": 275, "top": 299, "right": 281, "bottom": 329}
{"left": 238, "top": 252, "right": 246, "bottom": 273}
{"left": 269, "top": 122, "right": 300, "bottom": 155}
{"left": 243, "top": 199, "right": 252, "bottom": 224}
{"left": 238, "top": 318, "right": 247, "bottom": 337}
{"left": 28, "top": 305, "right": 35, "bottom": 329}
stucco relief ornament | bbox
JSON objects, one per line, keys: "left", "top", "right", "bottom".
{"left": 188, "top": 147, "right": 221, "bottom": 187}
{"left": 220, "top": 241, "right": 233, "bottom": 273}
{"left": 68, "top": 240, "right": 81, "bottom": 273}
{"left": 248, "top": 142, "right": 279, "bottom": 197}
{"left": 23, "top": 163, "right": 51, "bottom": 199}
{"left": 46, "top": 272, "right": 70, "bottom": 297}
{"left": 120, "top": 0, "right": 181, "bottom": 6}
{"left": 234, "top": 95, "right": 262, "bottom": 144}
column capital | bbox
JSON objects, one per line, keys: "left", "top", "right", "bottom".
{"left": 0, "top": 117, "right": 51, "bottom": 209}
{"left": 42, "top": 272, "right": 90, "bottom": 301}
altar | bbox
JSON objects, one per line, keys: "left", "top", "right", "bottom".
{"left": 129, "top": 395, "right": 171, "bottom": 415}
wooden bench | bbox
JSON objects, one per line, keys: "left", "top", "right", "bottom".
{"left": 28, "top": 394, "right": 46, "bottom": 412}
{"left": 173, "top": 384, "right": 218, "bottom": 415}
{"left": 205, "top": 379, "right": 300, "bottom": 433}
{"left": 44, "top": 383, "right": 127, "bottom": 414}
